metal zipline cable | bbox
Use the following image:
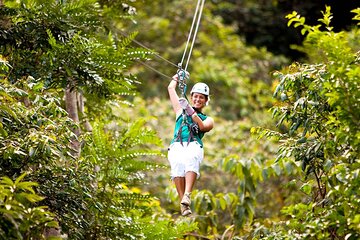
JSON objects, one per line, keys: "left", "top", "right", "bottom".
{"left": 135, "top": 59, "right": 173, "bottom": 80}
{"left": 179, "top": 0, "right": 201, "bottom": 68}
{"left": 180, "top": 0, "right": 206, "bottom": 72}
{"left": 119, "top": 30, "right": 179, "bottom": 69}
{"left": 120, "top": 0, "right": 206, "bottom": 80}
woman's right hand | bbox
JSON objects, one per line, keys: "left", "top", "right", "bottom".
{"left": 172, "top": 74, "right": 179, "bottom": 82}
{"left": 176, "top": 70, "right": 190, "bottom": 82}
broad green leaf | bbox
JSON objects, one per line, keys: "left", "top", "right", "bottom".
{"left": 300, "top": 183, "right": 312, "bottom": 195}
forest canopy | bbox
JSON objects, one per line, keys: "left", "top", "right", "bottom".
{"left": 0, "top": 0, "right": 359, "bottom": 239}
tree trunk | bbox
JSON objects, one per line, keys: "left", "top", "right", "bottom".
{"left": 77, "top": 91, "right": 93, "bottom": 132}
{"left": 0, "top": 0, "right": 11, "bottom": 29}
{"left": 65, "top": 85, "right": 81, "bottom": 157}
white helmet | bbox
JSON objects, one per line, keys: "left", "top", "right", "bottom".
{"left": 190, "top": 82, "right": 210, "bottom": 96}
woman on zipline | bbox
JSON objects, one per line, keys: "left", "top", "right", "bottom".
{"left": 167, "top": 72, "right": 214, "bottom": 216}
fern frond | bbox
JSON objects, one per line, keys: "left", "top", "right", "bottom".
{"left": 116, "top": 118, "right": 162, "bottom": 148}
{"left": 118, "top": 31, "right": 139, "bottom": 49}
{"left": 86, "top": 118, "right": 163, "bottom": 181}
{"left": 118, "top": 150, "right": 163, "bottom": 161}
{"left": 119, "top": 192, "right": 151, "bottom": 201}
{"left": 126, "top": 47, "right": 153, "bottom": 61}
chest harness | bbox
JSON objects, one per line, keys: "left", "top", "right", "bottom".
{"left": 174, "top": 70, "right": 200, "bottom": 146}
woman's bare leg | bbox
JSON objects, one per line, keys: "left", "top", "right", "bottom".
{"left": 185, "top": 171, "right": 197, "bottom": 193}
{"left": 173, "top": 177, "right": 186, "bottom": 200}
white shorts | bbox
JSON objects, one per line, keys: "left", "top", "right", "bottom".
{"left": 167, "top": 141, "right": 204, "bottom": 180}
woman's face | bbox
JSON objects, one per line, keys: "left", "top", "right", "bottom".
{"left": 191, "top": 92, "right": 207, "bottom": 109}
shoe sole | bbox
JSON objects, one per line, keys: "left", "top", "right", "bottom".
{"left": 182, "top": 209, "right": 192, "bottom": 216}
{"left": 180, "top": 204, "right": 192, "bottom": 216}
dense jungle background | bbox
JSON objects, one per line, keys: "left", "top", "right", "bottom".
{"left": 0, "top": 0, "right": 359, "bottom": 239}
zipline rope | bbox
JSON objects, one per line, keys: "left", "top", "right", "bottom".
{"left": 119, "top": 30, "right": 179, "bottom": 69}
{"left": 180, "top": 0, "right": 206, "bottom": 72}
{"left": 135, "top": 59, "right": 173, "bottom": 79}
{"left": 177, "top": 0, "right": 206, "bottom": 98}
{"left": 120, "top": 0, "right": 206, "bottom": 82}
{"left": 179, "top": 0, "right": 201, "bottom": 69}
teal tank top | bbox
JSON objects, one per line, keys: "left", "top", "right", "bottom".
{"left": 171, "top": 111, "right": 208, "bottom": 146}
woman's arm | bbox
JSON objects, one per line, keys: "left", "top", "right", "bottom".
{"left": 191, "top": 114, "right": 214, "bottom": 132}
{"left": 168, "top": 75, "right": 182, "bottom": 114}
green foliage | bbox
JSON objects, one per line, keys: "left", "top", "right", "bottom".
{"left": 86, "top": 119, "right": 164, "bottom": 185}
{"left": 2, "top": 0, "right": 360, "bottom": 239}
{"left": 140, "top": 217, "right": 198, "bottom": 240}
{"left": 352, "top": 8, "right": 360, "bottom": 24}
{"left": 251, "top": 7, "right": 360, "bottom": 239}
{"left": 45, "top": 28, "right": 152, "bottom": 96}
{"left": 129, "top": 0, "right": 288, "bottom": 120}
{"left": 1, "top": 1, "right": 199, "bottom": 239}
{"left": 191, "top": 189, "right": 238, "bottom": 237}
{"left": 0, "top": 0, "right": 152, "bottom": 99}
{"left": 0, "top": 61, "right": 195, "bottom": 239}
{"left": 0, "top": 77, "right": 75, "bottom": 177}
{"left": 70, "top": 118, "right": 196, "bottom": 239}
{"left": 0, "top": 173, "right": 59, "bottom": 239}
{"left": 0, "top": 67, "right": 87, "bottom": 238}
{"left": 214, "top": 0, "right": 359, "bottom": 60}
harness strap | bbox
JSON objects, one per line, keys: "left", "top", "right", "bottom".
{"left": 175, "top": 119, "right": 197, "bottom": 146}
{"left": 175, "top": 68, "right": 191, "bottom": 146}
